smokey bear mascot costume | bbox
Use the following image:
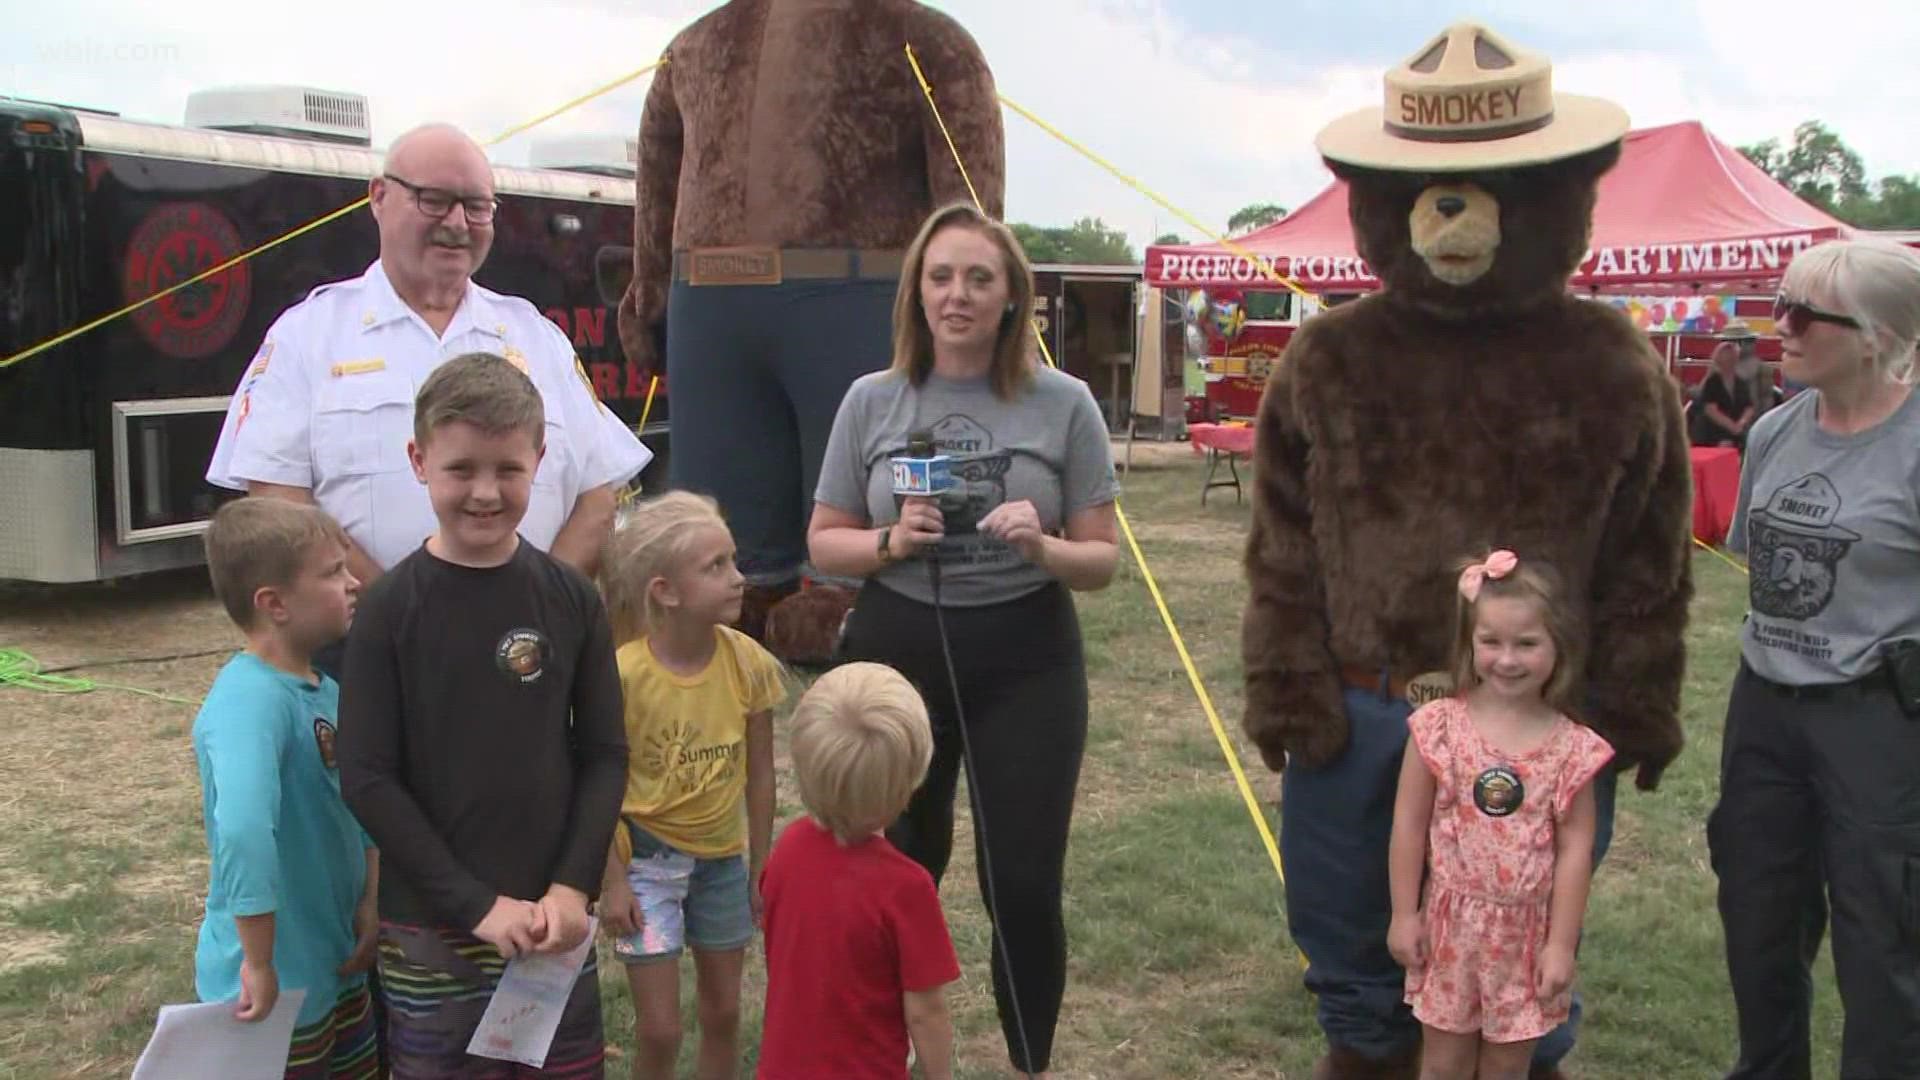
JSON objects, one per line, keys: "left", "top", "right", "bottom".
{"left": 1242, "top": 24, "right": 1693, "bottom": 1079}
{"left": 618, "top": 0, "right": 1005, "bottom": 657}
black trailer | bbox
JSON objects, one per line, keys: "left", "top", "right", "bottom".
{"left": 0, "top": 94, "right": 649, "bottom": 583}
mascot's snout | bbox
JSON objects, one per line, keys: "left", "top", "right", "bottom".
{"left": 1410, "top": 183, "right": 1500, "bottom": 285}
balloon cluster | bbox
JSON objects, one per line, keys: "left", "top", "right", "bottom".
{"left": 1182, "top": 289, "right": 1246, "bottom": 347}
{"left": 1609, "top": 294, "right": 1731, "bottom": 334}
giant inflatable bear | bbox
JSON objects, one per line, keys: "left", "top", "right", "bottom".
{"left": 618, "top": 0, "right": 1006, "bottom": 652}
{"left": 1241, "top": 23, "right": 1693, "bottom": 1079}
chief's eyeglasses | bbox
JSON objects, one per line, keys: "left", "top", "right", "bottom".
{"left": 1772, "top": 293, "right": 1860, "bottom": 332}
{"left": 381, "top": 174, "right": 498, "bottom": 224}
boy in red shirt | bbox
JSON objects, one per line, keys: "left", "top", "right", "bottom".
{"left": 757, "top": 662, "right": 959, "bottom": 1079}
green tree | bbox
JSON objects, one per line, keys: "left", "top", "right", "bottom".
{"left": 1738, "top": 121, "right": 1868, "bottom": 213}
{"left": 1228, "top": 202, "right": 1287, "bottom": 233}
{"left": 1153, "top": 231, "right": 1186, "bottom": 246}
{"left": 1838, "top": 175, "right": 1920, "bottom": 229}
{"left": 1009, "top": 218, "right": 1137, "bottom": 265}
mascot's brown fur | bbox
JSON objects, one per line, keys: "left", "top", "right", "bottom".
{"left": 618, "top": 0, "right": 1004, "bottom": 368}
{"left": 1242, "top": 142, "right": 1693, "bottom": 788}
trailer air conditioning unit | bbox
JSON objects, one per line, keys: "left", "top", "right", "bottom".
{"left": 184, "top": 85, "right": 372, "bottom": 147}
{"left": 528, "top": 135, "right": 638, "bottom": 179}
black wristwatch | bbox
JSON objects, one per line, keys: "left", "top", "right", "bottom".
{"left": 876, "top": 526, "right": 894, "bottom": 564}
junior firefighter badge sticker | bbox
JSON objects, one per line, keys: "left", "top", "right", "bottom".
{"left": 313, "top": 717, "right": 339, "bottom": 770}
{"left": 495, "top": 628, "right": 550, "bottom": 684}
{"left": 1473, "top": 764, "right": 1525, "bottom": 817}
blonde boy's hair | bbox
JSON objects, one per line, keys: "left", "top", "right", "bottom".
{"left": 598, "top": 490, "right": 732, "bottom": 642}
{"left": 204, "top": 497, "right": 350, "bottom": 630}
{"left": 788, "top": 662, "right": 933, "bottom": 843}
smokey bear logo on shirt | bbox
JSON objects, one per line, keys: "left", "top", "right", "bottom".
{"left": 1747, "top": 473, "right": 1861, "bottom": 622}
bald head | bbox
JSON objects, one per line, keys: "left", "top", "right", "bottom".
{"left": 383, "top": 122, "right": 490, "bottom": 179}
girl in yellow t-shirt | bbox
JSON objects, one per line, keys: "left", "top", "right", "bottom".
{"left": 597, "top": 491, "right": 786, "bottom": 1080}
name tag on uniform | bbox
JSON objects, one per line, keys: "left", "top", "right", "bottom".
{"left": 330, "top": 358, "right": 386, "bottom": 378}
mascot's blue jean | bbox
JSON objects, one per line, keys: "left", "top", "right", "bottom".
{"left": 1279, "top": 685, "right": 1617, "bottom": 1066}
{"left": 665, "top": 277, "right": 895, "bottom": 585}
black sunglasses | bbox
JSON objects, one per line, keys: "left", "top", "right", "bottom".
{"left": 381, "top": 174, "right": 498, "bottom": 223}
{"left": 1772, "top": 293, "right": 1860, "bottom": 331}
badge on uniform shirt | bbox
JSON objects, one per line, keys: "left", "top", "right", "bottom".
{"left": 1473, "top": 765, "right": 1525, "bottom": 817}
{"left": 495, "top": 628, "right": 550, "bottom": 684}
{"left": 313, "top": 717, "right": 339, "bottom": 770}
{"left": 502, "top": 344, "right": 531, "bottom": 375}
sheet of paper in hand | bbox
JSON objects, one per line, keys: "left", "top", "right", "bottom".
{"left": 466, "top": 917, "right": 599, "bottom": 1067}
{"left": 132, "top": 988, "right": 308, "bottom": 1080}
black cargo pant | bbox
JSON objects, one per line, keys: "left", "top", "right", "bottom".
{"left": 1708, "top": 660, "right": 1920, "bottom": 1079}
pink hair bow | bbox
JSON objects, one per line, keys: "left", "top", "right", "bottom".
{"left": 1458, "top": 550, "right": 1519, "bottom": 602}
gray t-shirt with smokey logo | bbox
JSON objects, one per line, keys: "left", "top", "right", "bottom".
{"left": 1727, "top": 386, "right": 1920, "bottom": 683}
{"left": 816, "top": 366, "right": 1121, "bottom": 607}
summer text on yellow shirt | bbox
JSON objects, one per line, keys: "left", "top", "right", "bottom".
{"left": 613, "top": 625, "right": 786, "bottom": 860}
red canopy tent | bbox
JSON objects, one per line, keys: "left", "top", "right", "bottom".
{"left": 1145, "top": 121, "right": 1855, "bottom": 294}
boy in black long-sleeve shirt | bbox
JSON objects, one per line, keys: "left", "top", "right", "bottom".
{"left": 337, "top": 352, "right": 627, "bottom": 1077}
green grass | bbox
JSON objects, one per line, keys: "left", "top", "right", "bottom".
{"left": 0, "top": 443, "right": 1840, "bottom": 1078}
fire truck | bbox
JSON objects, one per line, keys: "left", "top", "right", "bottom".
{"left": 0, "top": 86, "right": 654, "bottom": 584}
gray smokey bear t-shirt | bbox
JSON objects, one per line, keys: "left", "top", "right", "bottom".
{"left": 816, "top": 366, "right": 1121, "bottom": 607}
{"left": 1727, "top": 386, "right": 1920, "bottom": 683}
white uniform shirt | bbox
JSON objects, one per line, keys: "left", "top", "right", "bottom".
{"left": 207, "top": 261, "right": 652, "bottom": 571}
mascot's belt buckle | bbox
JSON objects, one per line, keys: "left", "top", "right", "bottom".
{"left": 689, "top": 247, "right": 782, "bottom": 286}
{"left": 1404, "top": 670, "right": 1453, "bottom": 707}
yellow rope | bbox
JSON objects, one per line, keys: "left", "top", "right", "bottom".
{"left": 995, "top": 91, "right": 1313, "bottom": 302}
{"left": 0, "top": 58, "right": 666, "bottom": 372}
{"left": 638, "top": 374, "right": 661, "bottom": 432}
{"left": 1693, "top": 534, "right": 1749, "bottom": 575}
{"left": 903, "top": 45, "right": 985, "bottom": 214}
{"left": 906, "top": 49, "right": 1295, "bottom": 930}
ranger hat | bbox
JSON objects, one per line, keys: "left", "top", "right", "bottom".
{"left": 1317, "top": 22, "right": 1630, "bottom": 172}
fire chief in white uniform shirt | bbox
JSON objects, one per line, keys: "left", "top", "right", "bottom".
{"left": 207, "top": 122, "right": 650, "bottom": 595}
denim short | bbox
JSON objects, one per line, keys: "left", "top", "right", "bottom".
{"left": 613, "top": 822, "right": 753, "bottom": 963}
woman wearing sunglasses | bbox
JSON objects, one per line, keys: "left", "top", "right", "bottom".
{"left": 1709, "top": 236, "right": 1920, "bottom": 1079}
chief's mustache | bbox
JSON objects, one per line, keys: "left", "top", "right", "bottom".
{"left": 430, "top": 227, "right": 472, "bottom": 248}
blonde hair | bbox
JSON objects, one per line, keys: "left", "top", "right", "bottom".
{"left": 1781, "top": 237, "right": 1920, "bottom": 385}
{"left": 204, "top": 497, "right": 350, "bottom": 629}
{"left": 599, "top": 490, "right": 732, "bottom": 642}
{"left": 1448, "top": 551, "right": 1584, "bottom": 713}
{"left": 890, "top": 203, "right": 1038, "bottom": 401}
{"left": 788, "top": 662, "right": 933, "bottom": 843}
{"left": 413, "top": 352, "right": 546, "bottom": 448}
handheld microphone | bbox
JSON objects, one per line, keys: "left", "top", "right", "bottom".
{"left": 890, "top": 431, "right": 954, "bottom": 498}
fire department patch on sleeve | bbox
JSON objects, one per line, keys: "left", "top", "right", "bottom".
{"left": 574, "top": 356, "right": 599, "bottom": 401}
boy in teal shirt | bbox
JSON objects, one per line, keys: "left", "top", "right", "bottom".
{"left": 192, "top": 497, "right": 381, "bottom": 1078}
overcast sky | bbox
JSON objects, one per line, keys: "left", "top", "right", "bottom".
{"left": 6, "top": 0, "right": 1915, "bottom": 255}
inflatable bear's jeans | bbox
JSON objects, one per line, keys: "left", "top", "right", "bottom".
{"left": 1279, "top": 683, "right": 1617, "bottom": 1067}
{"left": 663, "top": 260, "right": 896, "bottom": 588}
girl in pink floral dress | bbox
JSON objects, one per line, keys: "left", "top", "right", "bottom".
{"left": 1387, "top": 550, "right": 1615, "bottom": 1079}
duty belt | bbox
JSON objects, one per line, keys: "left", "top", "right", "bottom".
{"left": 673, "top": 247, "right": 906, "bottom": 286}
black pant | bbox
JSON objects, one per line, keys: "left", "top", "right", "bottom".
{"left": 1709, "top": 661, "right": 1920, "bottom": 1079}
{"left": 839, "top": 578, "right": 1088, "bottom": 1073}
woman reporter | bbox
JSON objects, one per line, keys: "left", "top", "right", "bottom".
{"left": 807, "top": 203, "right": 1121, "bottom": 1079}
